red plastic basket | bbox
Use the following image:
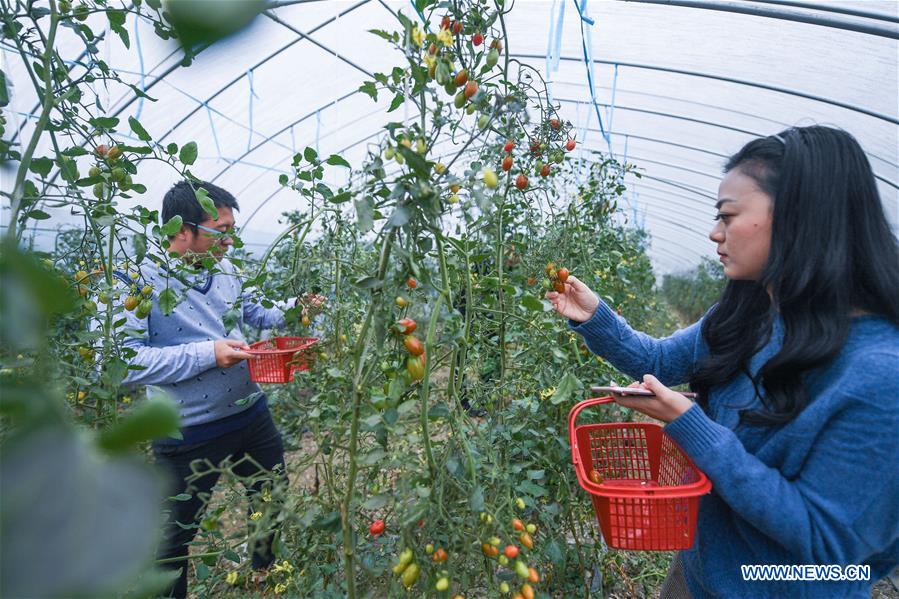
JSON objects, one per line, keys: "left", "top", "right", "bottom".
{"left": 245, "top": 336, "right": 319, "bottom": 383}
{"left": 569, "top": 396, "right": 712, "bottom": 551}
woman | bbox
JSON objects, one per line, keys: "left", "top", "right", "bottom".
{"left": 548, "top": 126, "right": 899, "bottom": 598}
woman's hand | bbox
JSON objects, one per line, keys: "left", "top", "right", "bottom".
{"left": 544, "top": 275, "right": 599, "bottom": 323}
{"left": 611, "top": 375, "right": 694, "bottom": 423}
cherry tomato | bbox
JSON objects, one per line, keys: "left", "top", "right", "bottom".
{"left": 521, "top": 583, "right": 535, "bottom": 599}
{"left": 441, "top": 15, "right": 451, "bottom": 29}
{"left": 432, "top": 548, "right": 448, "bottom": 562}
{"left": 407, "top": 355, "right": 426, "bottom": 381}
{"left": 502, "top": 155, "right": 513, "bottom": 172}
{"left": 503, "top": 140, "right": 515, "bottom": 153}
{"left": 403, "top": 335, "right": 425, "bottom": 356}
{"left": 553, "top": 281, "right": 565, "bottom": 294}
{"left": 396, "top": 296, "right": 409, "bottom": 308}
{"left": 549, "top": 117, "right": 560, "bottom": 129}
{"left": 370, "top": 519, "right": 385, "bottom": 536}
{"left": 454, "top": 70, "right": 468, "bottom": 86}
{"left": 588, "top": 469, "right": 604, "bottom": 484}
{"left": 565, "top": 138, "right": 576, "bottom": 151}
{"left": 504, "top": 545, "right": 519, "bottom": 559}
{"left": 540, "top": 163, "right": 551, "bottom": 177}
{"left": 452, "top": 21, "right": 462, "bottom": 34}
{"left": 528, "top": 567, "right": 540, "bottom": 583}
{"left": 515, "top": 174, "right": 528, "bottom": 190}
{"left": 557, "top": 268, "right": 569, "bottom": 283}
{"left": 512, "top": 518, "right": 525, "bottom": 531}
{"left": 519, "top": 532, "right": 534, "bottom": 550}
{"left": 397, "top": 318, "right": 417, "bottom": 335}
{"left": 472, "top": 32, "right": 483, "bottom": 46}
{"left": 464, "top": 81, "right": 478, "bottom": 99}
{"left": 406, "top": 276, "right": 418, "bottom": 289}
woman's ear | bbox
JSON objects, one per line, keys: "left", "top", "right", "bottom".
{"left": 175, "top": 225, "right": 191, "bottom": 241}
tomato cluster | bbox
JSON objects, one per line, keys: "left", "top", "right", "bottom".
{"left": 545, "top": 263, "right": 570, "bottom": 293}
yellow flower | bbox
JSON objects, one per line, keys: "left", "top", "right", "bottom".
{"left": 273, "top": 560, "right": 294, "bottom": 574}
{"left": 225, "top": 571, "right": 239, "bottom": 586}
{"left": 262, "top": 489, "right": 272, "bottom": 503}
{"left": 436, "top": 28, "right": 453, "bottom": 47}
{"left": 410, "top": 25, "right": 424, "bottom": 47}
{"left": 250, "top": 511, "right": 262, "bottom": 521}
{"left": 423, "top": 53, "right": 437, "bottom": 70}
{"left": 540, "top": 387, "right": 556, "bottom": 400}
{"left": 274, "top": 582, "right": 288, "bottom": 594}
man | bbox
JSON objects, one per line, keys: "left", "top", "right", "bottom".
{"left": 118, "top": 180, "right": 319, "bottom": 599}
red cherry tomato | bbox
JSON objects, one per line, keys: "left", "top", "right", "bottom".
{"left": 369, "top": 519, "right": 385, "bottom": 536}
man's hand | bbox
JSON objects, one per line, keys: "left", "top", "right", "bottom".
{"left": 611, "top": 375, "right": 694, "bottom": 423}
{"left": 214, "top": 339, "right": 256, "bottom": 368}
{"left": 545, "top": 275, "right": 600, "bottom": 323}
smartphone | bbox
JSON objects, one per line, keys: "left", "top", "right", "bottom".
{"left": 590, "top": 385, "right": 698, "bottom": 399}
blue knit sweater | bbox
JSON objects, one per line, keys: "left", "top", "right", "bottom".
{"left": 118, "top": 260, "right": 289, "bottom": 441}
{"left": 570, "top": 301, "right": 899, "bottom": 598}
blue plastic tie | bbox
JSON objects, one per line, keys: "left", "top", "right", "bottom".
{"left": 206, "top": 104, "right": 224, "bottom": 159}
{"left": 409, "top": 0, "right": 430, "bottom": 30}
{"left": 572, "top": 0, "right": 612, "bottom": 156}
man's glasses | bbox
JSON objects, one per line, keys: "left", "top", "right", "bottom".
{"left": 186, "top": 222, "right": 239, "bottom": 238}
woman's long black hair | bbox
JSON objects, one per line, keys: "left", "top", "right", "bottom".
{"left": 690, "top": 126, "right": 899, "bottom": 425}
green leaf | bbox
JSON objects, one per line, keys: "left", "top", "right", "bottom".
{"left": 521, "top": 294, "right": 548, "bottom": 312}
{"left": 469, "top": 486, "right": 485, "bottom": 512}
{"left": 387, "top": 92, "right": 404, "bottom": 113}
{"left": 303, "top": 147, "right": 318, "bottom": 163}
{"left": 362, "top": 494, "right": 391, "bottom": 510}
{"left": 179, "top": 141, "right": 198, "bottom": 165}
{"left": 161, "top": 215, "right": 183, "bottom": 237}
{"left": 325, "top": 154, "right": 350, "bottom": 168}
{"left": 550, "top": 372, "right": 583, "bottom": 405}
{"left": 354, "top": 276, "right": 383, "bottom": 290}
{"left": 0, "top": 70, "right": 8, "bottom": 107}
{"left": 354, "top": 196, "right": 374, "bottom": 233}
{"left": 28, "top": 157, "right": 53, "bottom": 177}
{"left": 195, "top": 187, "right": 217, "bottom": 219}
{"left": 97, "top": 398, "right": 180, "bottom": 453}
{"left": 358, "top": 81, "right": 378, "bottom": 101}
{"left": 128, "top": 116, "right": 151, "bottom": 142}
{"left": 158, "top": 287, "right": 179, "bottom": 315}
{"left": 26, "top": 210, "right": 51, "bottom": 220}
{"left": 133, "top": 233, "right": 147, "bottom": 263}
{"left": 89, "top": 116, "right": 120, "bottom": 130}
{"left": 221, "top": 307, "right": 240, "bottom": 334}
{"left": 368, "top": 29, "right": 395, "bottom": 41}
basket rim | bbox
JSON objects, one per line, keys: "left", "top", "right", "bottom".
{"left": 245, "top": 336, "right": 319, "bottom": 355}
{"left": 570, "top": 400, "right": 713, "bottom": 499}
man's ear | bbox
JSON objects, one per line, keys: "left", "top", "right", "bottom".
{"left": 175, "top": 225, "right": 192, "bottom": 241}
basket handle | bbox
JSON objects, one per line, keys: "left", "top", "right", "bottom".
{"left": 568, "top": 396, "right": 615, "bottom": 468}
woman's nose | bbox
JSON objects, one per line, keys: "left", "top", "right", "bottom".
{"left": 709, "top": 222, "right": 724, "bottom": 242}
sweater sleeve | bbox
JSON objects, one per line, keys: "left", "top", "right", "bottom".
{"left": 569, "top": 297, "right": 707, "bottom": 386}
{"left": 120, "top": 308, "right": 217, "bottom": 386}
{"left": 663, "top": 355, "right": 899, "bottom": 565}
{"left": 241, "top": 296, "right": 289, "bottom": 330}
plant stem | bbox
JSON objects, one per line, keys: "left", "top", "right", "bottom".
{"left": 340, "top": 225, "right": 397, "bottom": 599}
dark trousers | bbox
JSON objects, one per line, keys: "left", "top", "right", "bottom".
{"left": 152, "top": 409, "right": 287, "bottom": 599}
